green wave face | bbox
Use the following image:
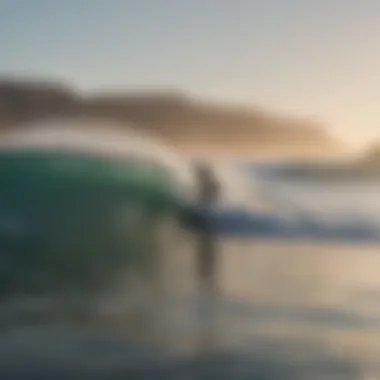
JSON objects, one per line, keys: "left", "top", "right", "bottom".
{"left": 0, "top": 149, "right": 183, "bottom": 296}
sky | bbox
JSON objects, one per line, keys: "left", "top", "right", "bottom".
{"left": 0, "top": 0, "right": 379, "bottom": 150}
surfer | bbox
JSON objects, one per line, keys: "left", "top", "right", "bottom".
{"left": 192, "top": 161, "right": 221, "bottom": 353}
{"left": 193, "top": 161, "right": 221, "bottom": 296}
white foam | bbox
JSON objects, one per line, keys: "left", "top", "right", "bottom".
{"left": 0, "top": 119, "right": 197, "bottom": 198}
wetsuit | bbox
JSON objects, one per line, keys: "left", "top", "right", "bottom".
{"left": 193, "top": 163, "right": 220, "bottom": 291}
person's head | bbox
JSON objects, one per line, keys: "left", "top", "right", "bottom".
{"left": 193, "top": 160, "right": 212, "bottom": 180}
{"left": 193, "top": 160, "right": 219, "bottom": 192}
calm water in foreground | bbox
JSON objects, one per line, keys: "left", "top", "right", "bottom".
{"left": 2, "top": 237, "right": 380, "bottom": 379}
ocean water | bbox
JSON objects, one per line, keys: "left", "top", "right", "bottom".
{"left": 205, "top": 162, "right": 380, "bottom": 243}
{"left": 159, "top": 237, "right": 380, "bottom": 379}
{"left": 3, "top": 161, "right": 380, "bottom": 378}
{"left": 1, "top": 237, "right": 379, "bottom": 378}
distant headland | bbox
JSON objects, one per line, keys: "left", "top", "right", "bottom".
{"left": 0, "top": 76, "right": 341, "bottom": 157}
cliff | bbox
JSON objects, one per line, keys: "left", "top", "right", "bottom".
{"left": 0, "top": 77, "right": 339, "bottom": 156}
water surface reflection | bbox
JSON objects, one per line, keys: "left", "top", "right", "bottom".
{"left": 1, "top": 238, "right": 380, "bottom": 379}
